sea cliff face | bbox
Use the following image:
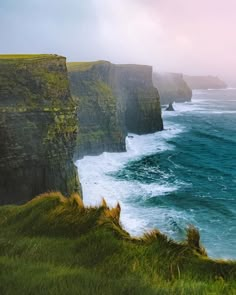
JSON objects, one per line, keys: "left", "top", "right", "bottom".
{"left": 153, "top": 72, "right": 192, "bottom": 105}
{"left": 68, "top": 61, "right": 163, "bottom": 158}
{"left": 183, "top": 75, "right": 227, "bottom": 89}
{"left": 113, "top": 64, "right": 163, "bottom": 134}
{"left": 68, "top": 61, "right": 126, "bottom": 159}
{"left": 0, "top": 54, "right": 80, "bottom": 205}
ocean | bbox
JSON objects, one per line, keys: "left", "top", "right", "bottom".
{"left": 76, "top": 89, "right": 236, "bottom": 259}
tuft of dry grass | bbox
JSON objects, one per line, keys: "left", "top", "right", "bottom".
{"left": 26, "top": 191, "right": 67, "bottom": 205}
{"left": 104, "top": 203, "right": 121, "bottom": 222}
{"left": 68, "top": 193, "right": 84, "bottom": 208}
{"left": 142, "top": 229, "right": 166, "bottom": 243}
{"left": 101, "top": 198, "right": 108, "bottom": 208}
{"left": 186, "top": 225, "right": 207, "bottom": 256}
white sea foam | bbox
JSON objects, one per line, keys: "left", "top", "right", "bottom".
{"left": 76, "top": 121, "right": 185, "bottom": 235}
{"left": 163, "top": 102, "right": 205, "bottom": 116}
{"left": 207, "top": 87, "right": 236, "bottom": 91}
{"left": 76, "top": 130, "right": 181, "bottom": 205}
{"left": 164, "top": 93, "right": 236, "bottom": 115}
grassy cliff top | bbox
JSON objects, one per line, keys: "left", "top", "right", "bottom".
{"left": 115, "top": 63, "right": 152, "bottom": 68}
{"left": 67, "top": 60, "right": 110, "bottom": 72}
{"left": 0, "top": 54, "right": 65, "bottom": 62}
{"left": 0, "top": 192, "right": 235, "bottom": 295}
{"left": 67, "top": 61, "right": 152, "bottom": 73}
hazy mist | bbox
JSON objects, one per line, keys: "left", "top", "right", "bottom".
{"left": 1, "top": 0, "right": 235, "bottom": 84}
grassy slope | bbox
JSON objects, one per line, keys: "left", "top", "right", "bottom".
{"left": 0, "top": 193, "right": 235, "bottom": 295}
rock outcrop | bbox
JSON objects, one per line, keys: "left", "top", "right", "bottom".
{"left": 0, "top": 54, "right": 80, "bottom": 205}
{"left": 153, "top": 72, "right": 192, "bottom": 105}
{"left": 68, "top": 61, "right": 163, "bottom": 158}
{"left": 183, "top": 75, "right": 227, "bottom": 89}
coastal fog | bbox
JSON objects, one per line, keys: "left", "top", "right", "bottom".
{"left": 1, "top": 0, "right": 236, "bottom": 84}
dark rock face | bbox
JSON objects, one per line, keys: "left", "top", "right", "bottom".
{"left": 68, "top": 61, "right": 163, "bottom": 159}
{"left": 0, "top": 55, "right": 80, "bottom": 205}
{"left": 183, "top": 75, "right": 227, "bottom": 89}
{"left": 153, "top": 72, "right": 192, "bottom": 105}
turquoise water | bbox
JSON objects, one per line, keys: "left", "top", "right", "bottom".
{"left": 77, "top": 89, "right": 236, "bottom": 259}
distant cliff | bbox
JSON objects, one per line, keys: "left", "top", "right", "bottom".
{"left": 113, "top": 64, "right": 163, "bottom": 134}
{"left": 153, "top": 72, "right": 192, "bottom": 105}
{"left": 68, "top": 61, "right": 163, "bottom": 158}
{"left": 0, "top": 54, "right": 80, "bottom": 205}
{"left": 183, "top": 75, "right": 227, "bottom": 89}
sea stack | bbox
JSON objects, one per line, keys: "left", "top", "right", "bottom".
{"left": 166, "top": 102, "right": 175, "bottom": 111}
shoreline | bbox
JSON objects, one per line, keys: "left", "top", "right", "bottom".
{"left": 76, "top": 91, "right": 236, "bottom": 259}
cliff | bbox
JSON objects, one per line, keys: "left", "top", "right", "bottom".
{"left": 112, "top": 64, "right": 163, "bottom": 134}
{"left": 0, "top": 54, "right": 80, "bottom": 205}
{"left": 153, "top": 72, "right": 192, "bottom": 105}
{"left": 68, "top": 61, "right": 163, "bottom": 158}
{"left": 183, "top": 75, "right": 227, "bottom": 89}
{"left": 67, "top": 61, "right": 126, "bottom": 158}
{"left": 0, "top": 193, "right": 235, "bottom": 295}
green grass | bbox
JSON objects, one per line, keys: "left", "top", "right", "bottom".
{"left": 0, "top": 192, "right": 235, "bottom": 295}
{"left": 67, "top": 60, "right": 109, "bottom": 72}
{"left": 0, "top": 54, "right": 60, "bottom": 60}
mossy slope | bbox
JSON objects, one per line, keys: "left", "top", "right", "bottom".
{"left": 0, "top": 193, "right": 235, "bottom": 295}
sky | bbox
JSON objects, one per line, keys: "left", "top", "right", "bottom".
{"left": 1, "top": 0, "right": 236, "bottom": 84}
